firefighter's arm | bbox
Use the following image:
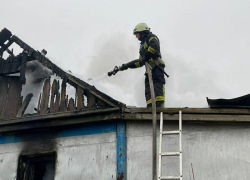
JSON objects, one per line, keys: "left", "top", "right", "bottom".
{"left": 119, "top": 58, "right": 146, "bottom": 71}
{"left": 144, "top": 37, "right": 160, "bottom": 61}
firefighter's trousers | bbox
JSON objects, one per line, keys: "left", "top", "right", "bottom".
{"left": 145, "top": 65, "right": 166, "bottom": 108}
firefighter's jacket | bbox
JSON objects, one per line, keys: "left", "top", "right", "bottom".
{"left": 123, "top": 32, "right": 165, "bottom": 69}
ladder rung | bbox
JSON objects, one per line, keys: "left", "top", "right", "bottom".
{"left": 161, "top": 152, "right": 180, "bottom": 156}
{"left": 160, "top": 176, "right": 181, "bottom": 180}
{"left": 162, "top": 130, "right": 180, "bottom": 135}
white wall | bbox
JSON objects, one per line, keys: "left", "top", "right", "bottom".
{"left": 127, "top": 121, "right": 250, "bottom": 180}
{"left": 0, "top": 132, "right": 116, "bottom": 180}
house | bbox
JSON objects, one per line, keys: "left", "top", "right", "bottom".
{"left": 1, "top": 28, "right": 250, "bottom": 180}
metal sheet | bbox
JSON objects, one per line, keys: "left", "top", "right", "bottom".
{"left": 207, "top": 94, "right": 250, "bottom": 108}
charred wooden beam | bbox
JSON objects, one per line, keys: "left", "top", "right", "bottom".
{"left": 60, "top": 78, "right": 67, "bottom": 111}
{"left": 36, "top": 94, "right": 41, "bottom": 114}
{"left": 0, "top": 54, "right": 22, "bottom": 75}
{"left": 76, "top": 86, "right": 84, "bottom": 110}
{"left": 54, "top": 91, "right": 60, "bottom": 113}
{"left": 67, "top": 75, "right": 116, "bottom": 107}
{"left": 68, "top": 98, "right": 75, "bottom": 111}
{"left": 39, "top": 78, "right": 51, "bottom": 114}
{"left": 0, "top": 28, "right": 12, "bottom": 57}
{"left": 6, "top": 48, "right": 14, "bottom": 56}
{"left": 50, "top": 79, "right": 59, "bottom": 113}
{"left": 0, "top": 77, "right": 9, "bottom": 117}
{"left": 16, "top": 93, "right": 33, "bottom": 117}
{"left": 20, "top": 53, "right": 27, "bottom": 84}
{"left": 0, "top": 76, "right": 22, "bottom": 118}
{"left": 87, "top": 92, "right": 96, "bottom": 108}
{"left": 97, "top": 98, "right": 106, "bottom": 107}
{"left": 0, "top": 39, "right": 14, "bottom": 58}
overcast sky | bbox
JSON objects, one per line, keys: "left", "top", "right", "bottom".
{"left": 1, "top": 0, "right": 250, "bottom": 107}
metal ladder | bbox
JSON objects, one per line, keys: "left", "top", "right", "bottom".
{"left": 158, "top": 111, "right": 183, "bottom": 180}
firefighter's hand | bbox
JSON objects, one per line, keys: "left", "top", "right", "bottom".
{"left": 119, "top": 64, "right": 128, "bottom": 71}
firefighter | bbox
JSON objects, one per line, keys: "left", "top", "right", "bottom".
{"left": 119, "top": 23, "right": 166, "bottom": 107}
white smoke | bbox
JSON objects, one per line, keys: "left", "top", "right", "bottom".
{"left": 81, "top": 33, "right": 242, "bottom": 108}
{"left": 22, "top": 61, "right": 52, "bottom": 114}
{"left": 22, "top": 61, "right": 76, "bottom": 114}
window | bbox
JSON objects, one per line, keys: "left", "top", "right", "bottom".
{"left": 17, "top": 152, "right": 56, "bottom": 180}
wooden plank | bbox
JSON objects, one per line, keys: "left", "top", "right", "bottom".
{"left": 16, "top": 93, "right": 33, "bottom": 117}
{"left": 0, "top": 112, "right": 121, "bottom": 133}
{"left": 68, "top": 98, "right": 75, "bottom": 111}
{"left": 2, "top": 60, "right": 12, "bottom": 74}
{"left": 20, "top": 53, "right": 27, "bottom": 84}
{"left": 54, "top": 91, "right": 60, "bottom": 113}
{"left": 0, "top": 77, "right": 9, "bottom": 118}
{"left": 124, "top": 107, "right": 250, "bottom": 115}
{"left": 50, "top": 79, "right": 59, "bottom": 113}
{"left": 67, "top": 76, "right": 117, "bottom": 107}
{"left": 60, "top": 78, "right": 67, "bottom": 111}
{"left": 0, "top": 28, "right": 12, "bottom": 46}
{"left": 123, "top": 113, "right": 250, "bottom": 122}
{"left": 87, "top": 92, "right": 96, "bottom": 108}
{"left": 76, "top": 86, "right": 84, "bottom": 110}
{"left": 145, "top": 62, "right": 157, "bottom": 180}
{"left": 37, "top": 93, "right": 41, "bottom": 114}
{"left": 3, "top": 77, "right": 22, "bottom": 118}
{"left": 0, "top": 107, "right": 120, "bottom": 124}
{"left": 39, "top": 78, "right": 50, "bottom": 114}
{"left": 97, "top": 98, "right": 106, "bottom": 107}
{"left": 0, "top": 39, "right": 13, "bottom": 55}
{"left": 0, "top": 58, "right": 4, "bottom": 73}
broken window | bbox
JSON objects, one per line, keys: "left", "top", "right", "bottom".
{"left": 17, "top": 152, "right": 56, "bottom": 180}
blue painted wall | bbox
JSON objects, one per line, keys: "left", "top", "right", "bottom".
{"left": 0, "top": 121, "right": 116, "bottom": 144}
{"left": 0, "top": 120, "right": 127, "bottom": 180}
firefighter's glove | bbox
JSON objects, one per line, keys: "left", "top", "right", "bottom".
{"left": 119, "top": 64, "right": 128, "bottom": 71}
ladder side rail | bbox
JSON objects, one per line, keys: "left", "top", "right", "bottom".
{"left": 179, "top": 111, "right": 183, "bottom": 180}
{"left": 158, "top": 112, "right": 163, "bottom": 179}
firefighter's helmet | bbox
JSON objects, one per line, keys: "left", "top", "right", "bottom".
{"left": 133, "top": 23, "right": 150, "bottom": 34}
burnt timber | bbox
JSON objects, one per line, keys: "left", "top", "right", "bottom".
{"left": 0, "top": 28, "right": 124, "bottom": 120}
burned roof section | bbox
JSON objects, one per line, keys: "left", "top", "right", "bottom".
{"left": 207, "top": 94, "right": 250, "bottom": 108}
{"left": 0, "top": 28, "right": 124, "bottom": 119}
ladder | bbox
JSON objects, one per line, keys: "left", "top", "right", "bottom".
{"left": 158, "top": 111, "right": 183, "bottom": 180}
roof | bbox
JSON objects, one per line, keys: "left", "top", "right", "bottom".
{"left": 207, "top": 94, "right": 250, "bottom": 108}
{"left": 0, "top": 107, "right": 250, "bottom": 134}
{"left": 0, "top": 28, "right": 125, "bottom": 119}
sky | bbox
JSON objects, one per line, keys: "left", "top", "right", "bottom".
{"left": 1, "top": 0, "right": 250, "bottom": 108}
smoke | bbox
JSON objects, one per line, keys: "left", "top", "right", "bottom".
{"left": 83, "top": 33, "right": 240, "bottom": 108}
{"left": 85, "top": 33, "right": 146, "bottom": 107}
{"left": 22, "top": 61, "right": 76, "bottom": 114}
{"left": 22, "top": 61, "right": 52, "bottom": 114}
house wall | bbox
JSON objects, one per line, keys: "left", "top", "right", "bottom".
{"left": 127, "top": 121, "right": 250, "bottom": 180}
{"left": 0, "top": 121, "right": 126, "bottom": 180}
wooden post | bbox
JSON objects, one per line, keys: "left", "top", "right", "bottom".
{"left": 60, "top": 78, "right": 67, "bottom": 111}
{"left": 39, "top": 78, "right": 51, "bottom": 114}
{"left": 76, "top": 86, "right": 84, "bottom": 109}
{"left": 16, "top": 93, "right": 33, "bottom": 117}
{"left": 145, "top": 62, "right": 157, "bottom": 180}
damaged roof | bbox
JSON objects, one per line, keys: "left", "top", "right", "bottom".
{"left": 0, "top": 28, "right": 124, "bottom": 119}
{"left": 207, "top": 94, "right": 250, "bottom": 108}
